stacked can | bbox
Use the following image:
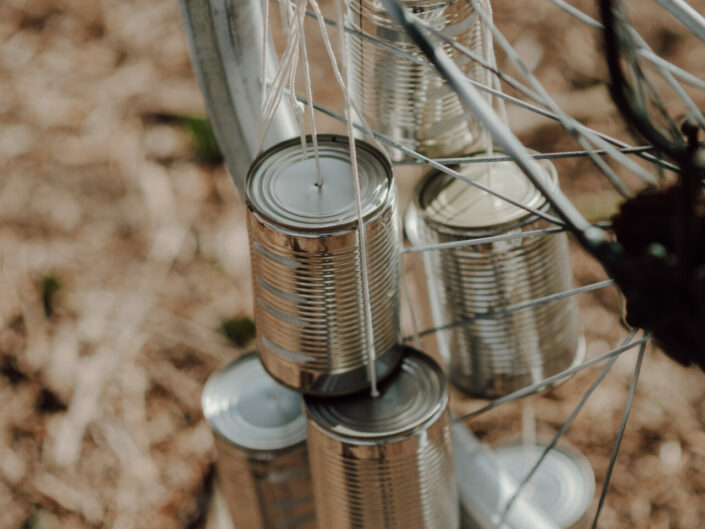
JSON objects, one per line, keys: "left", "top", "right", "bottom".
{"left": 246, "top": 135, "right": 403, "bottom": 396}
{"left": 305, "top": 348, "right": 459, "bottom": 529}
{"left": 345, "top": 0, "right": 486, "bottom": 159}
{"left": 202, "top": 354, "right": 316, "bottom": 529}
{"left": 406, "top": 156, "right": 584, "bottom": 398}
{"left": 495, "top": 442, "right": 595, "bottom": 529}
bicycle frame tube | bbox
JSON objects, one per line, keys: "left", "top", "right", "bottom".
{"left": 179, "top": 0, "right": 298, "bottom": 199}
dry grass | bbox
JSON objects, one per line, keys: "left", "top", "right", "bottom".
{"left": 1, "top": 0, "right": 704, "bottom": 528}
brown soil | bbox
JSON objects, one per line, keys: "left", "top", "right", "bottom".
{"left": 1, "top": 1, "right": 704, "bottom": 528}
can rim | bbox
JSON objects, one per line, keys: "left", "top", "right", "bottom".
{"left": 494, "top": 440, "right": 596, "bottom": 529}
{"left": 410, "top": 150, "right": 559, "bottom": 237}
{"left": 259, "top": 343, "right": 406, "bottom": 398}
{"left": 304, "top": 348, "right": 449, "bottom": 443}
{"left": 202, "top": 352, "right": 308, "bottom": 452}
{"left": 245, "top": 134, "right": 394, "bottom": 233}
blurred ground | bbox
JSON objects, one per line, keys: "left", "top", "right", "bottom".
{"left": 1, "top": 0, "right": 704, "bottom": 528}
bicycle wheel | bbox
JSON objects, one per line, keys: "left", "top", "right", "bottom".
{"left": 181, "top": 0, "right": 705, "bottom": 527}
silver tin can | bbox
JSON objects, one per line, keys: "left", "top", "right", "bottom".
{"left": 201, "top": 353, "right": 316, "bottom": 529}
{"left": 405, "top": 156, "right": 584, "bottom": 398}
{"left": 495, "top": 442, "right": 595, "bottom": 529}
{"left": 345, "top": 0, "right": 485, "bottom": 159}
{"left": 452, "top": 422, "right": 560, "bottom": 529}
{"left": 246, "top": 134, "right": 403, "bottom": 396}
{"left": 304, "top": 348, "right": 459, "bottom": 529}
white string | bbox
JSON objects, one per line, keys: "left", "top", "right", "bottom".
{"left": 257, "top": 29, "right": 299, "bottom": 150}
{"left": 261, "top": 0, "right": 382, "bottom": 394}
{"left": 307, "top": 0, "right": 379, "bottom": 396}
{"left": 306, "top": 0, "right": 387, "bottom": 156}
{"left": 483, "top": 0, "right": 508, "bottom": 125}
{"left": 474, "top": 0, "right": 508, "bottom": 190}
{"left": 258, "top": 0, "right": 321, "bottom": 186}
{"left": 334, "top": 0, "right": 379, "bottom": 397}
{"left": 286, "top": 2, "right": 308, "bottom": 156}
{"left": 260, "top": 0, "right": 270, "bottom": 110}
{"left": 279, "top": 0, "right": 291, "bottom": 34}
{"left": 297, "top": 0, "right": 322, "bottom": 187}
{"left": 257, "top": 0, "right": 308, "bottom": 152}
{"left": 260, "top": 1, "right": 298, "bottom": 135}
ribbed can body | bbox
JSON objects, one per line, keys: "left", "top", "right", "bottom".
{"left": 214, "top": 437, "right": 316, "bottom": 529}
{"left": 202, "top": 353, "right": 315, "bottom": 529}
{"left": 345, "top": 0, "right": 485, "bottom": 159}
{"left": 305, "top": 350, "right": 459, "bottom": 529}
{"left": 307, "top": 414, "right": 457, "bottom": 529}
{"left": 406, "top": 165, "right": 583, "bottom": 398}
{"left": 246, "top": 136, "right": 403, "bottom": 395}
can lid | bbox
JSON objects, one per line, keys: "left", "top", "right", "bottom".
{"left": 305, "top": 348, "right": 447, "bottom": 440}
{"left": 495, "top": 443, "right": 595, "bottom": 529}
{"left": 246, "top": 135, "right": 392, "bottom": 230}
{"left": 202, "top": 353, "right": 307, "bottom": 451}
{"left": 416, "top": 156, "right": 557, "bottom": 230}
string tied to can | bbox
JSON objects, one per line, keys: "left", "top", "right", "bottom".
{"left": 258, "top": 0, "right": 323, "bottom": 188}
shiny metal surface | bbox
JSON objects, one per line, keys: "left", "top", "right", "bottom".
{"left": 345, "top": 0, "right": 485, "bottom": 160}
{"left": 179, "top": 0, "right": 297, "bottom": 199}
{"left": 417, "top": 161, "right": 547, "bottom": 229}
{"left": 495, "top": 443, "right": 595, "bottom": 529}
{"left": 246, "top": 135, "right": 403, "bottom": 396}
{"left": 406, "top": 157, "right": 583, "bottom": 398}
{"left": 305, "top": 349, "right": 459, "bottom": 529}
{"left": 202, "top": 354, "right": 315, "bottom": 529}
{"left": 247, "top": 136, "right": 390, "bottom": 229}
{"left": 452, "top": 422, "right": 560, "bottom": 529}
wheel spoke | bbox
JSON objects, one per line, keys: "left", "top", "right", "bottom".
{"left": 452, "top": 333, "right": 649, "bottom": 423}
{"left": 634, "top": 47, "right": 705, "bottom": 92}
{"left": 381, "top": 0, "right": 609, "bottom": 250}
{"left": 653, "top": 0, "right": 705, "bottom": 45}
{"left": 408, "top": 14, "right": 543, "bottom": 104}
{"left": 409, "top": 280, "right": 615, "bottom": 340}
{"left": 291, "top": 92, "right": 568, "bottom": 225}
{"left": 467, "top": 0, "right": 657, "bottom": 191}
{"left": 394, "top": 145, "right": 659, "bottom": 165}
{"left": 402, "top": 225, "right": 589, "bottom": 255}
{"left": 545, "top": 0, "right": 705, "bottom": 90}
{"left": 591, "top": 338, "right": 648, "bottom": 529}
{"left": 544, "top": 0, "right": 705, "bottom": 131}
{"left": 545, "top": 0, "right": 603, "bottom": 29}
{"left": 283, "top": 0, "right": 679, "bottom": 172}
{"left": 618, "top": 8, "right": 685, "bottom": 141}
{"left": 499, "top": 328, "right": 639, "bottom": 520}
{"left": 407, "top": 2, "right": 677, "bottom": 174}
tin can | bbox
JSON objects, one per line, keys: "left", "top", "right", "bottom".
{"left": 452, "top": 422, "right": 560, "bottom": 529}
{"left": 345, "top": 0, "right": 485, "bottom": 160}
{"left": 201, "top": 353, "right": 316, "bottom": 529}
{"left": 305, "top": 348, "right": 459, "bottom": 529}
{"left": 246, "top": 134, "right": 403, "bottom": 396}
{"left": 494, "top": 442, "right": 595, "bottom": 529}
{"left": 405, "top": 156, "right": 584, "bottom": 398}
